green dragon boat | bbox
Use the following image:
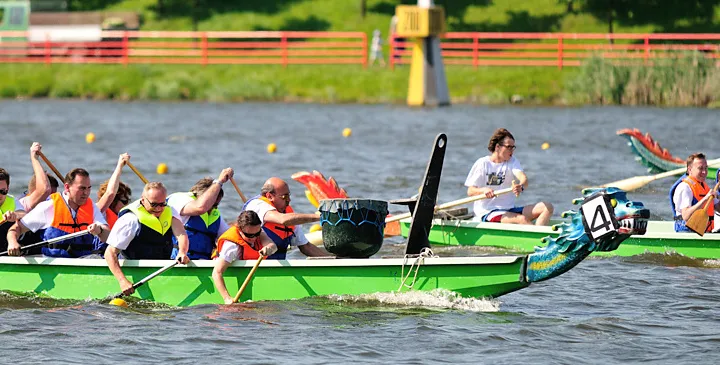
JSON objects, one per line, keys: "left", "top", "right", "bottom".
{"left": 0, "top": 134, "right": 649, "bottom": 307}
{"left": 399, "top": 218, "right": 720, "bottom": 259}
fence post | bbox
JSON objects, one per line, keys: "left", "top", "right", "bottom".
{"left": 202, "top": 32, "right": 208, "bottom": 67}
{"left": 122, "top": 32, "right": 129, "bottom": 66}
{"left": 362, "top": 32, "right": 368, "bottom": 68}
{"left": 644, "top": 36, "right": 650, "bottom": 65}
{"left": 44, "top": 33, "right": 51, "bottom": 65}
{"left": 473, "top": 33, "right": 479, "bottom": 68}
{"left": 557, "top": 34, "right": 563, "bottom": 70}
{"left": 281, "top": 33, "right": 288, "bottom": 68}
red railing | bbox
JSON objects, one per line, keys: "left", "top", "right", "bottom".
{"left": 1, "top": 30, "right": 717, "bottom": 69}
{"left": 390, "top": 32, "right": 720, "bottom": 69}
{"left": 0, "top": 30, "right": 368, "bottom": 68}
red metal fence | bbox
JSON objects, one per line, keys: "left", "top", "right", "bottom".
{"left": 0, "top": 30, "right": 368, "bottom": 67}
{"left": 390, "top": 32, "right": 720, "bottom": 69}
{"left": 0, "top": 30, "right": 718, "bottom": 69}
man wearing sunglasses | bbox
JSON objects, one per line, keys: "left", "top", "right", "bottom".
{"left": 212, "top": 210, "right": 278, "bottom": 304}
{"left": 242, "top": 177, "right": 327, "bottom": 259}
{"left": 104, "top": 182, "right": 190, "bottom": 296}
{"left": 1, "top": 143, "right": 53, "bottom": 253}
{"left": 465, "top": 128, "right": 554, "bottom": 226}
{"left": 6, "top": 168, "right": 110, "bottom": 257}
{"left": 167, "top": 168, "right": 234, "bottom": 261}
{"left": 96, "top": 153, "right": 132, "bottom": 232}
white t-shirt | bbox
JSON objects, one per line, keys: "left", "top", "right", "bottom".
{"left": 16, "top": 196, "right": 31, "bottom": 212}
{"left": 106, "top": 206, "right": 182, "bottom": 250}
{"left": 672, "top": 182, "right": 694, "bottom": 217}
{"left": 464, "top": 156, "right": 523, "bottom": 218}
{"left": 216, "top": 240, "right": 241, "bottom": 263}
{"left": 20, "top": 193, "right": 107, "bottom": 233}
{"left": 167, "top": 193, "right": 231, "bottom": 236}
{"left": 244, "top": 198, "right": 309, "bottom": 246}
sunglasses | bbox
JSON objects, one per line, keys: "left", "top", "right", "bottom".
{"left": 118, "top": 197, "right": 130, "bottom": 205}
{"left": 144, "top": 199, "right": 167, "bottom": 208}
{"left": 500, "top": 144, "right": 517, "bottom": 151}
{"left": 0, "top": 189, "right": 8, "bottom": 195}
{"left": 242, "top": 230, "right": 262, "bottom": 238}
{"left": 275, "top": 193, "right": 291, "bottom": 201}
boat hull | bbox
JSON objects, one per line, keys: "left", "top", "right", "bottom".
{"left": 0, "top": 256, "right": 529, "bottom": 307}
{"left": 400, "top": 219, "right": 720, "bottom": 259}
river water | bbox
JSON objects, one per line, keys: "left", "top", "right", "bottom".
{"left": 0, "top": 101, "right": 719, "bottom": 364}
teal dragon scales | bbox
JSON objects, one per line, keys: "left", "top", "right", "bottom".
{"left": 525, "top": 187, "right": 649, "bottom": 283}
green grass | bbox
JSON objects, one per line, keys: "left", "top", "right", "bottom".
{"left": 0, "top": 63, "right": 573, "bottom": 104}
{"left": 3, "top": 0, "right": 717, "bottom": 105}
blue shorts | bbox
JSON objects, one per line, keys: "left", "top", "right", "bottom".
{"left": 481, "top": 206, "right": 524, "bottom": 223}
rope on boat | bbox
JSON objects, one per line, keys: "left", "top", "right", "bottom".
{"left": 437, "top": 211, "right": 463, "bottom": 245}
{"left": 397, "top": 247, "right": 438, "bottom": 291}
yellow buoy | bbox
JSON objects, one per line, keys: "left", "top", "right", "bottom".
{"left": 541, "top": 142, "right": 550, "bottom": 150}
{"left": 85, "top": 132, "right": 96, "bottom": 144}
{"left": 156, "top": 163, "right": 168, "bottom": 175}
{"left": 342, "top": 128, "right": 352, "bottom": 138}
{"left": 309, "top": 223, "right": 322, "bottom": 233}
{"left": 267, "top": 143, "right": 277, "bottom": 154}
{"left": 109, "top": 298, "right": 129, "bottom": 307}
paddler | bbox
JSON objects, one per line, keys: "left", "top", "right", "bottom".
{"left": 96, "top": 153, "right": 132, "bottom": 233}
{"left": 465, "top": 128, "right": 554, "bottom": 225}
{"left": 669, "top": 153, "right": 719, "bottom": 233}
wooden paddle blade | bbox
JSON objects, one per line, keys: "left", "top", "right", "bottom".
{"left": 685, "top": 205, "right": 711, "bottom": 237}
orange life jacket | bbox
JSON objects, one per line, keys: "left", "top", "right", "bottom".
{"left": 49, "top": 193, "right": 95, "bottom": 234}
{"left": 214, "top": 226, "right": 263, "bottom": 260}
{"left": 683, "top": 176, "right": 714, "bottom": 232}
{"left": 105, "top": 208, "right": 118, "bottom": 230}
{"left": 257, "top": 196, "right": 295, "bottom": 259}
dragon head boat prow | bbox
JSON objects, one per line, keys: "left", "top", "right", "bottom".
{"left": 526, "top": 187, "right": 650, "bottom": 283}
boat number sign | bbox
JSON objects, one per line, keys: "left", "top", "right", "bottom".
{"left": 579, "top": 193, "right": 619, "bottom": 241}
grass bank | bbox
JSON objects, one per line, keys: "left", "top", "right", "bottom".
{"left": 0, "top": 64, "right": 572, "bottom": 104}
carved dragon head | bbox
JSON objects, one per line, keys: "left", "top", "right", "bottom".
{"left": 526, "top": 187, "right": 649, "bottom": 282}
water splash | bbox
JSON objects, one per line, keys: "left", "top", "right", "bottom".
{"left": 328, "top": 289, "right": 500, "bottom": 313}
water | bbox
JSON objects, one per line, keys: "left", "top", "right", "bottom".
{"left": 1, "top": 100, "right": 719, "bottom": 364}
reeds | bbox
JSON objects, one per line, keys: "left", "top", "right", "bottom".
{"left": 566, "top": 51, "right": 720, "bottom": 106}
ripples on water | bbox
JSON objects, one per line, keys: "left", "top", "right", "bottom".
{"left": 1, "top": 101, "right": 719, "bottom": 363}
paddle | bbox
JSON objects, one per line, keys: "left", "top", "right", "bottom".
{"left": 229, "top": 177, "right": 248, "bottom": 203}
{"left": 126, "top": 161, "right": 149, "bottom": 184}
{"left": 384, "top": 186, "right": 515, "bottom": 224}
{"left": 0, "top": 229, "right": 91, "bottom": 256}
{"left": 232, "top": 255, "right": 264, "bottom": 303}
{"left": 599, "top": 158, "right": 720, "bottom": 192}
{"left": 685, "top": 181, "right": 720, "bottom": 236}
{"left": 38, "top": 151, "right": 65, "bottom": 182}
{"left": 304, "top": 187, "right": 515, "bottom": 245}
{"left": 109, "top": 261, "right": 178, "bottom": 307}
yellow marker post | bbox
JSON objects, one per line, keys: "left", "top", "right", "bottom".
{"left": 395, "top": 1, "right": 449, "bottom": 107}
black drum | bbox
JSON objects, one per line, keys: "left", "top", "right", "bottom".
{"left": 319, "top": 198, "right": 388, "bottom": 258}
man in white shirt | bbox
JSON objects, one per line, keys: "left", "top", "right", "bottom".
{"left": 669, "top": 153, "right": 720, "bottom": 233}
{"left": 166, "top": 168, "right": 233, "bottom": 260}
{"left": 465, "top": 128, "right": 554, "bottom": 225}
{"left": 6, "top": 168, "right": 109, "bottom": 257}
{"left": 105, "top": 182, "right": 190, "bottom": 296}
{"left": 243, "top": 177, "right": 327, "bottom": 259}
{"left": 1, "top": 142, "right": 52, "bottom": 253}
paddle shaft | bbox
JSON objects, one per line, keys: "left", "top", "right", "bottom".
{"left": 126, "top": 161, "right": 149, "bottom": 184}
{"left": 386, "top": 187, "right": 515, "bottom": 223}
{"left": 38, "top": 152, "right": 64, "bottom": 182}
{"left": 601, "top": 158, "right": 720, "bottom": 191}
{"left": 229, "top": 177, "right": 248, "bottom": 203}
{"left": 0, "top": 229, "right": 91, "bottom": 256}
{"left": 113, "top": 261, "right": 178, "bottom": 299}
{"left": 233, "top": 255, "right": 264, "bottom": 303}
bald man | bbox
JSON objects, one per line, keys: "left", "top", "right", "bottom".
{"left": 242, "top": 177, "right": 327, "bottom": 259}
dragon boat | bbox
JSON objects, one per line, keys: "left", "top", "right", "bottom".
{"left": 398, "top": 215, "right": 720, "bottom": 259}
{"left": 0, "top": 134, "right": 648, "bottom": 307}
{"left": 617, "top": 128, "right": 718, "bottom": 179}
